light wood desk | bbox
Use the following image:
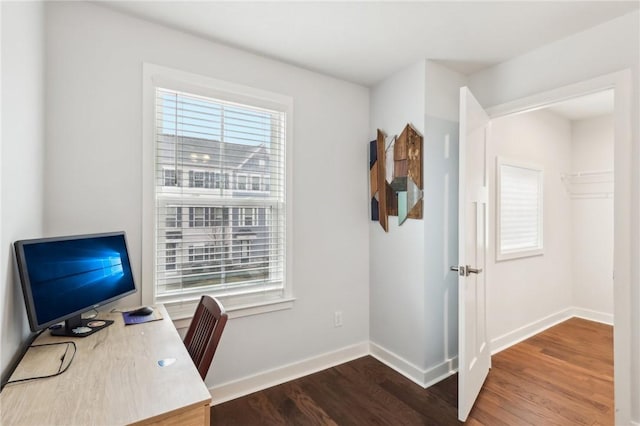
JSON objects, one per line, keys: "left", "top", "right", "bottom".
{"left": 1, "top": 305, "right": 211, "bottom": 425}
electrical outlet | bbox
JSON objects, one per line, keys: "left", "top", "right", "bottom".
{"left": 334, "top": 311, "right": 343, "bottom": 327}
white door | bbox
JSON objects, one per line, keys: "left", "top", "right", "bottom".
{"left": 455, "top": 87, "right": 491, "bottom": 422}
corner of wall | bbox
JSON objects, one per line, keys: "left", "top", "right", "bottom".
{"left": 422, "top": 62, "right": 467, "bottom": 369}
{"left": 369, "top": 59, "right": 427, "bottom": 369}
{"left": 0, "top": 0, "right": 46, "bottom": 378}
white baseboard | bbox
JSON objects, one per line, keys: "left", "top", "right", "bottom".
{"left": 209, "top": 307, "right": 614, "bottom": 406}
{"left": 209, "top": 342, "right": 369, "bottom": 405}
{"left": 630, "top": 420, "right": 639, "bottom": 426}
{"left": 570, "top": 307, "right": 613, "bottom": 325}
{"left": 423, "top": 356, "right": 458, "bottom": 388}
{"left": 369, "top": 341, "right": 457, "bottom": 388}
{"left": 369, "top": 342, "right": 427, "bottom": 387}
{"left": 491, "top": 306, "right": 614, "bottom": 355}
{"left": 490, "top": 308, "right": 573, "bottom": 355}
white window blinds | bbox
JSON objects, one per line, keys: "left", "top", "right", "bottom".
{"left": 497, "top": 160, "right": 544, "bottom": 260}
{"left": 154, "top": 88, "right": 286, "bottom": 300}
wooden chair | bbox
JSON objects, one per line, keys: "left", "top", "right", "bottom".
{"left": 183, "top": 295, "right": 228, "bottom": 380}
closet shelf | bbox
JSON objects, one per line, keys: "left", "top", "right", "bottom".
{"left": 561, "top": 169, "right": 613, "bottom": 199}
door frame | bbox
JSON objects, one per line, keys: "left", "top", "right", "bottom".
{"left": 482, "top": 70, "right": 632, "bottom": 425}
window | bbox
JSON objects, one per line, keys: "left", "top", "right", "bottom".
{"left": 240, "top": 208, "right": 257, "bottom": 226}
{"left": 165, "top": 243, "right": 177, "bottom": 271}
{"left": 145, "top": 65, "right": 292, "bottom": 316}
{"left": 188, "top": 244, "right": 205, "bottom": 262}
{"left": 165, "top": 206, "right": 182, "bottom": 228}
{"left": 251, "top": 175, "right": 261, "bottom": 191}
{"left": 189, "top": 170, "right": 205, "bottom": 188}
{"left": 496, "top": 158, "right": 544, "bottom": 260}
{"left": 236, "top": 174, "right": 247, "bottom": 190}
{"left": 240, "top": 240, "right": 251, "bottom": 263}
{"left": 189, "top": 207, "right": 206, "bottom": 227}
{"left": 211, "top": 207, "right": 227, "bottom": 227}
{"left": 213, "top": 171, "right": 222, "bottom": 189}
{"left": 163, "top": 168, "right": 181, "bottom": 187}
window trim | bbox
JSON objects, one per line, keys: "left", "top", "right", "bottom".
{"left": 496, "top": 157, "right": 544, "bottom": 261}
{"left": 142, "top": 63, "right": 295, "bottom": 318}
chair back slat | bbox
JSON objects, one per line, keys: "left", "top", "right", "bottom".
{"left": 183, "top": 296, "right": 228, "bottom": 379}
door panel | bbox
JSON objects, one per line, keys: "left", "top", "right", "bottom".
{"left": 457, "top": 87, "right": 490, "bottom": 422}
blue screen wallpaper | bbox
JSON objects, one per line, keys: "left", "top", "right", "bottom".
{"left": 22, "top": 234, "right": 135, "bottom": 325}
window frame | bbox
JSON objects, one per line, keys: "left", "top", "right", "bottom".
{"left": 142, "top": 63, "right": 295, "bottom": 320}
{"left": 496, "top": 157, "right": 544, "bottom": 261}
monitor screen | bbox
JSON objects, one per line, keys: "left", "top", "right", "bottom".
{"left": 15, "top": 232, "right": 137, "bottom": 334}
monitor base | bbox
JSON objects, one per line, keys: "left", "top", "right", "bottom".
{"left": 50, "top": 318, "right": 114, "bottom": 337}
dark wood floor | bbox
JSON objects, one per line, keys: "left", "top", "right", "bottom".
{"left": 211, "top": 318, "right": 613, "bottom": 425}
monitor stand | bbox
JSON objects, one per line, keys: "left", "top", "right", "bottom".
{"left": 50, "top": 314, "right": 114, "bottom": 337}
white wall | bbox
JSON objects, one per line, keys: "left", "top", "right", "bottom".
{"left": 0, "top": 2, "right": 45, "bottom": 378}
{"left": 369, "top": 60, "right": 465, "bottom": 385}
{"left": 369, "top": 60, "right": 427, "bottom": 376}
{"left": 468, "top": 10, "right": 639, "bottom": 423}
{"left": 44, "top": 2, "right": 370, "bottom": 390}
{"left": 487, "top": 110, "right": 573, "bottom": 348}
{"left": 571, "top": 114, "right": 614, "bottom": 318}
{"left": 423, "top": 60, "right": 466, "bottom": 376}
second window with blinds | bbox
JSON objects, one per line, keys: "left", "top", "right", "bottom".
{"left": 153, "top": 84, "right": 289, "bottom": 308}
{"left": 496, "top": 158, "right": 544, "bottom": 261}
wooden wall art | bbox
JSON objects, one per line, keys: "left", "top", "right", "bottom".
{"left": 369, "top": 124, "right": 423, "bottom": 231}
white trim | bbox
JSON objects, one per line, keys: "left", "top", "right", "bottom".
{"left": 571, "top": 307, "right": 614, "bottom": 326}
{"left": 484, "top": 70, "right": 632, "bottom": 425}
{"left": 369, "top": 341, "right": 457, "bottom": 388}
{"left": 209, "top": 342, "right": 369, "bottom": 405}
{"left": 486, "top": 72, "right": 617, "bottom": 119}
{"left": 491, "top": 307, "right": 614, "bottom": 355}
{"left": 369, "top": 342, "right": 427, "bottom": 387}
{"left": 190, "top": 306, "right": 612, "bottom": 407}
{"left": 490, "top": 308, "right": 573, "bottom": 355}
{"left": 200, "top": 304, "right": 611, "bottom": 406}
{"left": 630, "top": 420, "right": 639, "bottom": 426}
{"left": 166, "top": 296, "right": 296, "bottom": 323}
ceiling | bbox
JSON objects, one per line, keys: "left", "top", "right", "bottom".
{"left": 102, "top": 1, "right": 639, "bottom": 87}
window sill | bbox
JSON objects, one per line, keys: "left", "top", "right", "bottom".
{"left": 496, "top": 248, "right": 544, "bottom": 262}
{"left": 164, "top": 296, "right": 296, "bottom": 329}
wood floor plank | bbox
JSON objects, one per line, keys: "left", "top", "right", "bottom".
{"left": 211, "top": 318, "right": 613, "bottom": 425}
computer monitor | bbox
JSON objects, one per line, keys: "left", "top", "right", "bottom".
{"left": 14, "top": 231, "right": 137, "bottom": 337}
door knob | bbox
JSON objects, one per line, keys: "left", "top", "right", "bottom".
{"left": 466, "top": 266, "right": 483, "bottom": 276}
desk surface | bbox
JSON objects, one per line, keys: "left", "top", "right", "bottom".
{"left": 1, "top": 305, "right": 211, "bottom": 425}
